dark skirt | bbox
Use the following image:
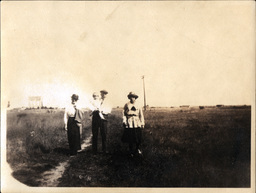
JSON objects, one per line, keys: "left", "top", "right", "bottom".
{"left": 67, "top": 117, "right": 81, "bottom": 154}
{"left": 121, "top": 127, "right": 142, "bottom": 144}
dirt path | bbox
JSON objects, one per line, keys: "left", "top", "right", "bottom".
{"left": 37, "top": 135, "right": 92, "bottom": 187}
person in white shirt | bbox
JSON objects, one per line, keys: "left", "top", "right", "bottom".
{"left": 122, "top": 92, "right": 145, "bottom": 157}
{"left": 91, "top": 90, "right": 112, "bottom": 154}
{"left": 64, "top": 94, "right": 83, "bottom": 156}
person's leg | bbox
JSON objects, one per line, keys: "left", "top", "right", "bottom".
{"left": 129, "top": 143, "right": 133, "bottom": 153}
{"left": 92, "top": 115, "right": 99, "bottom": 153}
{"left": 128, "top": 128, "right": 136, "bottom": 156}
{"left": 129, "top": 143, "right": 136, "bottom": 157}
{"left": 135, "top": 127, "right": 142, "bottom": 154}
{"left": 136, "top": 143, "right": 140, "bottom": 151}
{"left": 136, "top": 143, "right": 142, "bottom": 155}
{"left": 100, "top": 120, "right": 107, "bottom": 153}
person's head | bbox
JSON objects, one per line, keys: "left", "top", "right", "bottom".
{"left": 100, "top": 90, "right": 108, "bottom": 100}
{"left": 92, "top": 92, "right": 99, "bottom": 100}
{"left": 127, "top": 92, "right": 138, "bottom": 103}
{"left": 71, "top": 94, "right": 79, "bottom": 104}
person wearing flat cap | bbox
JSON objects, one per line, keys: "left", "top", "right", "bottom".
{"left": 122, "top": 92, "right": 145, "bottom": 156}
{"left": 91, "top": 89, "right": 112, "bottom": 154}
{"left": 64, "top": 94, "right": 83, "bottom": 156}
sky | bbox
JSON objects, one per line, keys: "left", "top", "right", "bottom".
{"left": 1, "top": 1, "right": 255, "bottom": 108}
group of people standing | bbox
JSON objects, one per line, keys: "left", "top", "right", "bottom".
{"left": 64, "top": 90, "right": 145, "bottom": 157}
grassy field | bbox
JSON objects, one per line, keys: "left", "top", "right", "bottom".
{"left": 6, "top": 106, "right": 251, "bottom": 187}
{"left": 6, "top": 109, "right": 92, "bottom": 186}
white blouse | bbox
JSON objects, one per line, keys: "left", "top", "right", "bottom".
{"left": 64, "top": 103, "right": 79, "bottom": 125}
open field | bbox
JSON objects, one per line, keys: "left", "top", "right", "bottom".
{"left": 6, "top": 106, "right": 251, "bottom": 187}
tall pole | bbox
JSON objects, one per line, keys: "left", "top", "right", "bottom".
{"left": 142, "top": 75, "right": 146, "bottom": 110}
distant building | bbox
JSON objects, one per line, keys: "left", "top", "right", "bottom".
{"left": 180, "top": 105, "right": 190, "bottom": 108}
{"left": 28, "top": 96, "right": 43, "bottom": 109}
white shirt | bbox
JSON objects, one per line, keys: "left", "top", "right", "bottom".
{"left": 100, "top": 98, "right": 112, "bottom": 115}
{"left": 64, "top": 102, "right": 80, "bottom": 126}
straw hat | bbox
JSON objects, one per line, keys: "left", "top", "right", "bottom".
{"left": 127, "top": 92, "right": 138, "bottom": 99}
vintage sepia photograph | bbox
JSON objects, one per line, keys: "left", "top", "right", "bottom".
{"left": 1, "top": 1, "right": 255, "bottom": 193}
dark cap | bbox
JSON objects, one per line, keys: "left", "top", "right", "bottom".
{"left": 100, "top": 90, "right": 108, "bottom": 94}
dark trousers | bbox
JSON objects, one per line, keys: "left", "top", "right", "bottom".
{"left": 92, "top": 112, "right": 107, "bottom": 153}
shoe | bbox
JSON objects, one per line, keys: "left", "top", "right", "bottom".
{"left": 69, "top": 153, "right": 77, "bottom": 157}
{"left": 137, "top": 149, "right": 142, "bottom": 155}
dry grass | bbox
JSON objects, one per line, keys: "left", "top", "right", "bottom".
{"left": 6, "top": 109, "right": 91, "bottom": 186}
{"left": 7, "top": 107, "right": 251, "bottom": 187}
